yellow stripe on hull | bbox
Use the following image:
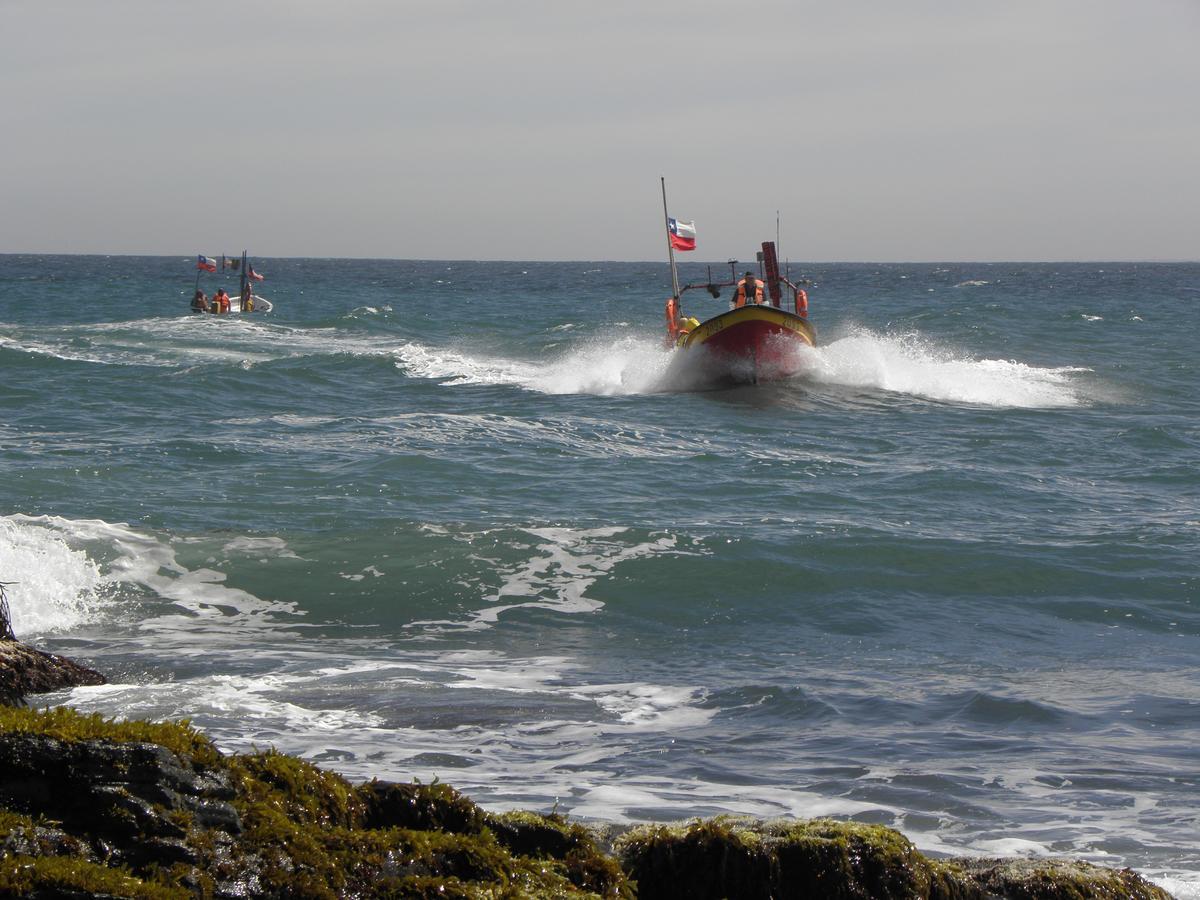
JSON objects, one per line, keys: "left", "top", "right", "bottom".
{"left": 673, "top": 305, "right": 816, "bottom": 385}
{"left": 679, "top": 305, "right": 816, "bottom": 350}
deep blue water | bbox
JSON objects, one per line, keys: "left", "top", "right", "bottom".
{"left": 2, "top": 254, "right": 1198, "bottom": 894}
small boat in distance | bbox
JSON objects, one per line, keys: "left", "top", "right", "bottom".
{"left": 189, "top": 251, "right": 274, "bottom": 315}
{"left": 660, "top": 181, "right": 815, "bottom": 386}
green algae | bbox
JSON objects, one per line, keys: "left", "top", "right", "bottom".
{"left": 961, "top": 857, "right": 1174, "bottom": 900}
{"left": 0, "top": 705, "right": 1173, "bottom": 899}
{"left": 0, "top": 704, "right": 220, "bottom": 767}
{"left": 362, "top": 777, "right": 486, "bottom": 833}
{"left": 233, "top": 747, "right": 367, "bottom": 829}
{"left": 617, "top": 816, "right": 976, "bottom": 899}
{"left": 0, "top": 854, "right": 188, "bottom": 900}
{"left": 488, "top": 810, "right": 632, "bottom": 897}
{"left": 0, "top": 808, "right": 32, "bottom": 836}
{"left": 0, "top": 703, "right": 625, "bottom": 896}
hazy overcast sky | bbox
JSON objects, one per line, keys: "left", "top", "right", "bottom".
{"left": 2, "top": 0, "right": 1197, "bottom": 260}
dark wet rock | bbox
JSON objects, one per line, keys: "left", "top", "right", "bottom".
{"left": 0, "top": 705, "right": 1175, "bottom": 899}
{"left": 0, "top": 732, "right": 242, "bottom": 843}
{"left": 956, "top": 856, "right": 1175, "bottom": 900}
{"left": 360, "top": 778, "right": 484, "bottom": 833}
{"left": 616, "top": 817, "right": 1175, "bottom": 900}
{"left": 618, "top": 816, "right": 972, "bottom": 899}
{"left": 0, "top": 639, "right": 106, "bottom": 706}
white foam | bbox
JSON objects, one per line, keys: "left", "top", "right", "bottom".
{"left": 392, "top": 337, "right": 674, "bottom": 396}
{"left": 1, "top": 514, "right": 298, "bottom": 640}
{"left": 412, "top": 526, "right": 680, "bottom": 631}
{"left": 61, "top": 673, "right": 385, "bottom": 735}
{"left": 577, "top": 683, "right": 715, "bottom": 731}
{"left": 0, "top": 515, "right": 111, "bottom": 635}
{"left": 1, "top": 316, "right": 409, "bottom": 371}
{"left": 1152, "top": 875, "right": 1200, "bottom": 899}
{"left": 972, "top": 837, "right": 1055, "bottom": 855}
{"left": 220, "top": 536, "right": 302, "bottom": 559}
{"left": 526, "top": 337, "right": 673, "bottom": 395}
{"left": 802, "top": 329, "right": 1090, "bottom": 408}
{"left": 391, "top": 326, "right": 1093, "bottom": 406}
{"left": 567, "top": 778, "right": 885, "bottom": 824}
{"left": 392, "top": 341, "right": 539, "bottom": 385}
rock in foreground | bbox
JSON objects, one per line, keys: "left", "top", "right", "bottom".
{"left": 0, "top": 639, "right": 106, "bottom": 706}
{"left": 0, "top": 706, "right": 1175, "bottom": 898}
{"left": 617, "top": 818, "right": 1174, "bottom": 899}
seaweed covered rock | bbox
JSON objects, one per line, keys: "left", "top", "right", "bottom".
{"left": 0, "top": 639, "right": 105, "bottom": 706}
{"left": 615, "top": 817, "right": 1174, "bottom": 900}
{"left": 617, "top": 816, "right": 970, "bottom": 899}
{"left": 361, "top": 778, "right": 484, "bottom": 833}
{"left": 360, "top": 780, "right": 629, "bottom": 896}
{"left": 0, "top": 705, "right": 634, "bottom": 898}
{"left": 0, "top": 705, "right": 1175, "bottom": 898}
{"left": 957, "top": 857, "right": 1174, "bottom": 900}
{"left": 487, "top": 810, "right": 630, "bottom": 897}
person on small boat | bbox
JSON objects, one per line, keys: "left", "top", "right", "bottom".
{"left": 733, "top": 271, "right": 765, "bottom": 308}
{"left": 191, "top": 289, "right": 209, "bottom": 313}
{"left": 239, "top": 282, "right": 254, "bottom": 312}
{"left": 213, "top": 288, "right": 231, "bottom": 314}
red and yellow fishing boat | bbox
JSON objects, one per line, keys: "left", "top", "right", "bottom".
{"left": 663, "top": 241, "right": 816, "bottom": 385}
{"left": 660, "top": 180, "right": 815, "bottom": 385}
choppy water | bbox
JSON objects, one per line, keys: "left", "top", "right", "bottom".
{"left": 2, "top": 254, "right": 1197, "bottom": 895}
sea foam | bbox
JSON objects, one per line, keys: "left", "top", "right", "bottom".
{"left": 0, "top": 515, "right": 110, "bottom": 635}
{"left": 392, "top": 329, "right": 1090, "bottom": 408}
{"left": 802, "top": 328, "right": 1089, "bottom": 408}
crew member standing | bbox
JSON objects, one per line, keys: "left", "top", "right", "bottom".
{"left": 733, "top": 271, "right": 765, "bottom": 308}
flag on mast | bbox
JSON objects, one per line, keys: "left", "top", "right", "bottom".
{"left": 248, "top": 265, "right": 264, "bottom": 282}
{"left": 667, "top": 218, "right": 696, "bottom": 251}
{"left": 196, "top": 255, "right": 217, "bottom": 272}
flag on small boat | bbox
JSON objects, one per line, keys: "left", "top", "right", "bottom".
{"left": 668, "top": 218, "right": 696, "bottom": 251}
{"left": 248, "top": 265, "right": 264, "bottom": 282}
{"left": 196, "top": 255, "right": 218, "bottom": 272}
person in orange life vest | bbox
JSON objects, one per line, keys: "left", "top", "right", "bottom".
{"left": 213, "top": 288, "right": 230, "bottom": 313}
{"left": 733, "top": 271, "right": 765, "bottom": 308}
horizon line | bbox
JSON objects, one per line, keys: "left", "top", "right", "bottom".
{"left": 2, "top": 251, "right": 1198, "bottom": 266}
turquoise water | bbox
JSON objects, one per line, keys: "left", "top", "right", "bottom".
{"left": 2, "top": 255, "right": 1198, "bottom": 893}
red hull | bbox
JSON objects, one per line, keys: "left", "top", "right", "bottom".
{"left": 677, "top": 306, "right": 816, "bottom": 384}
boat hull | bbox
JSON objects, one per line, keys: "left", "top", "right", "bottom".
{"left": 189, "top": 297, "right": 274, "bottom": 315}
{"left": 676, "top": 305, "right": 815, "bottom": 384}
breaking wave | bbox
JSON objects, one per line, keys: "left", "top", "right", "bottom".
{"left": 393, "top": 329, "right": 1091, "bottom": 408}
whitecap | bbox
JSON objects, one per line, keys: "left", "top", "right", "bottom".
{"left": 391, "top": 336, "right": 675, "bottom": 396}
{"left": 800, "top": 328, "right": 1090, "bottom": 408}
{"left": 0, "top": 515, "right": 110, "bottom": 635}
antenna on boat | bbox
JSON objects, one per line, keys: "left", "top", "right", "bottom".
{"left": 661, "top": 177, "right": 681, "bottom": 299}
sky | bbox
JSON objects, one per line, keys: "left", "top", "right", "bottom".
{"left": 2, "top": 0, "right": 1198, "bottom": 261}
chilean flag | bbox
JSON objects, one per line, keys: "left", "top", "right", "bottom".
{"left": 196, "top": 255, "right": 217, "bottom": 272}
{"left": 668, "top": 217, "right": 696, "bottom": 251}
{"left": 248, "top": 265, "right": 264, "bottom": 282}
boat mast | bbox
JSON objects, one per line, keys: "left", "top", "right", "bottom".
{"left": 661, "top": 177, "right": 681, "bottom": 299}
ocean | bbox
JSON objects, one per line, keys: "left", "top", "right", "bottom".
{"left": 1, "top": 254, "right": 1197, "bottom": 895}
